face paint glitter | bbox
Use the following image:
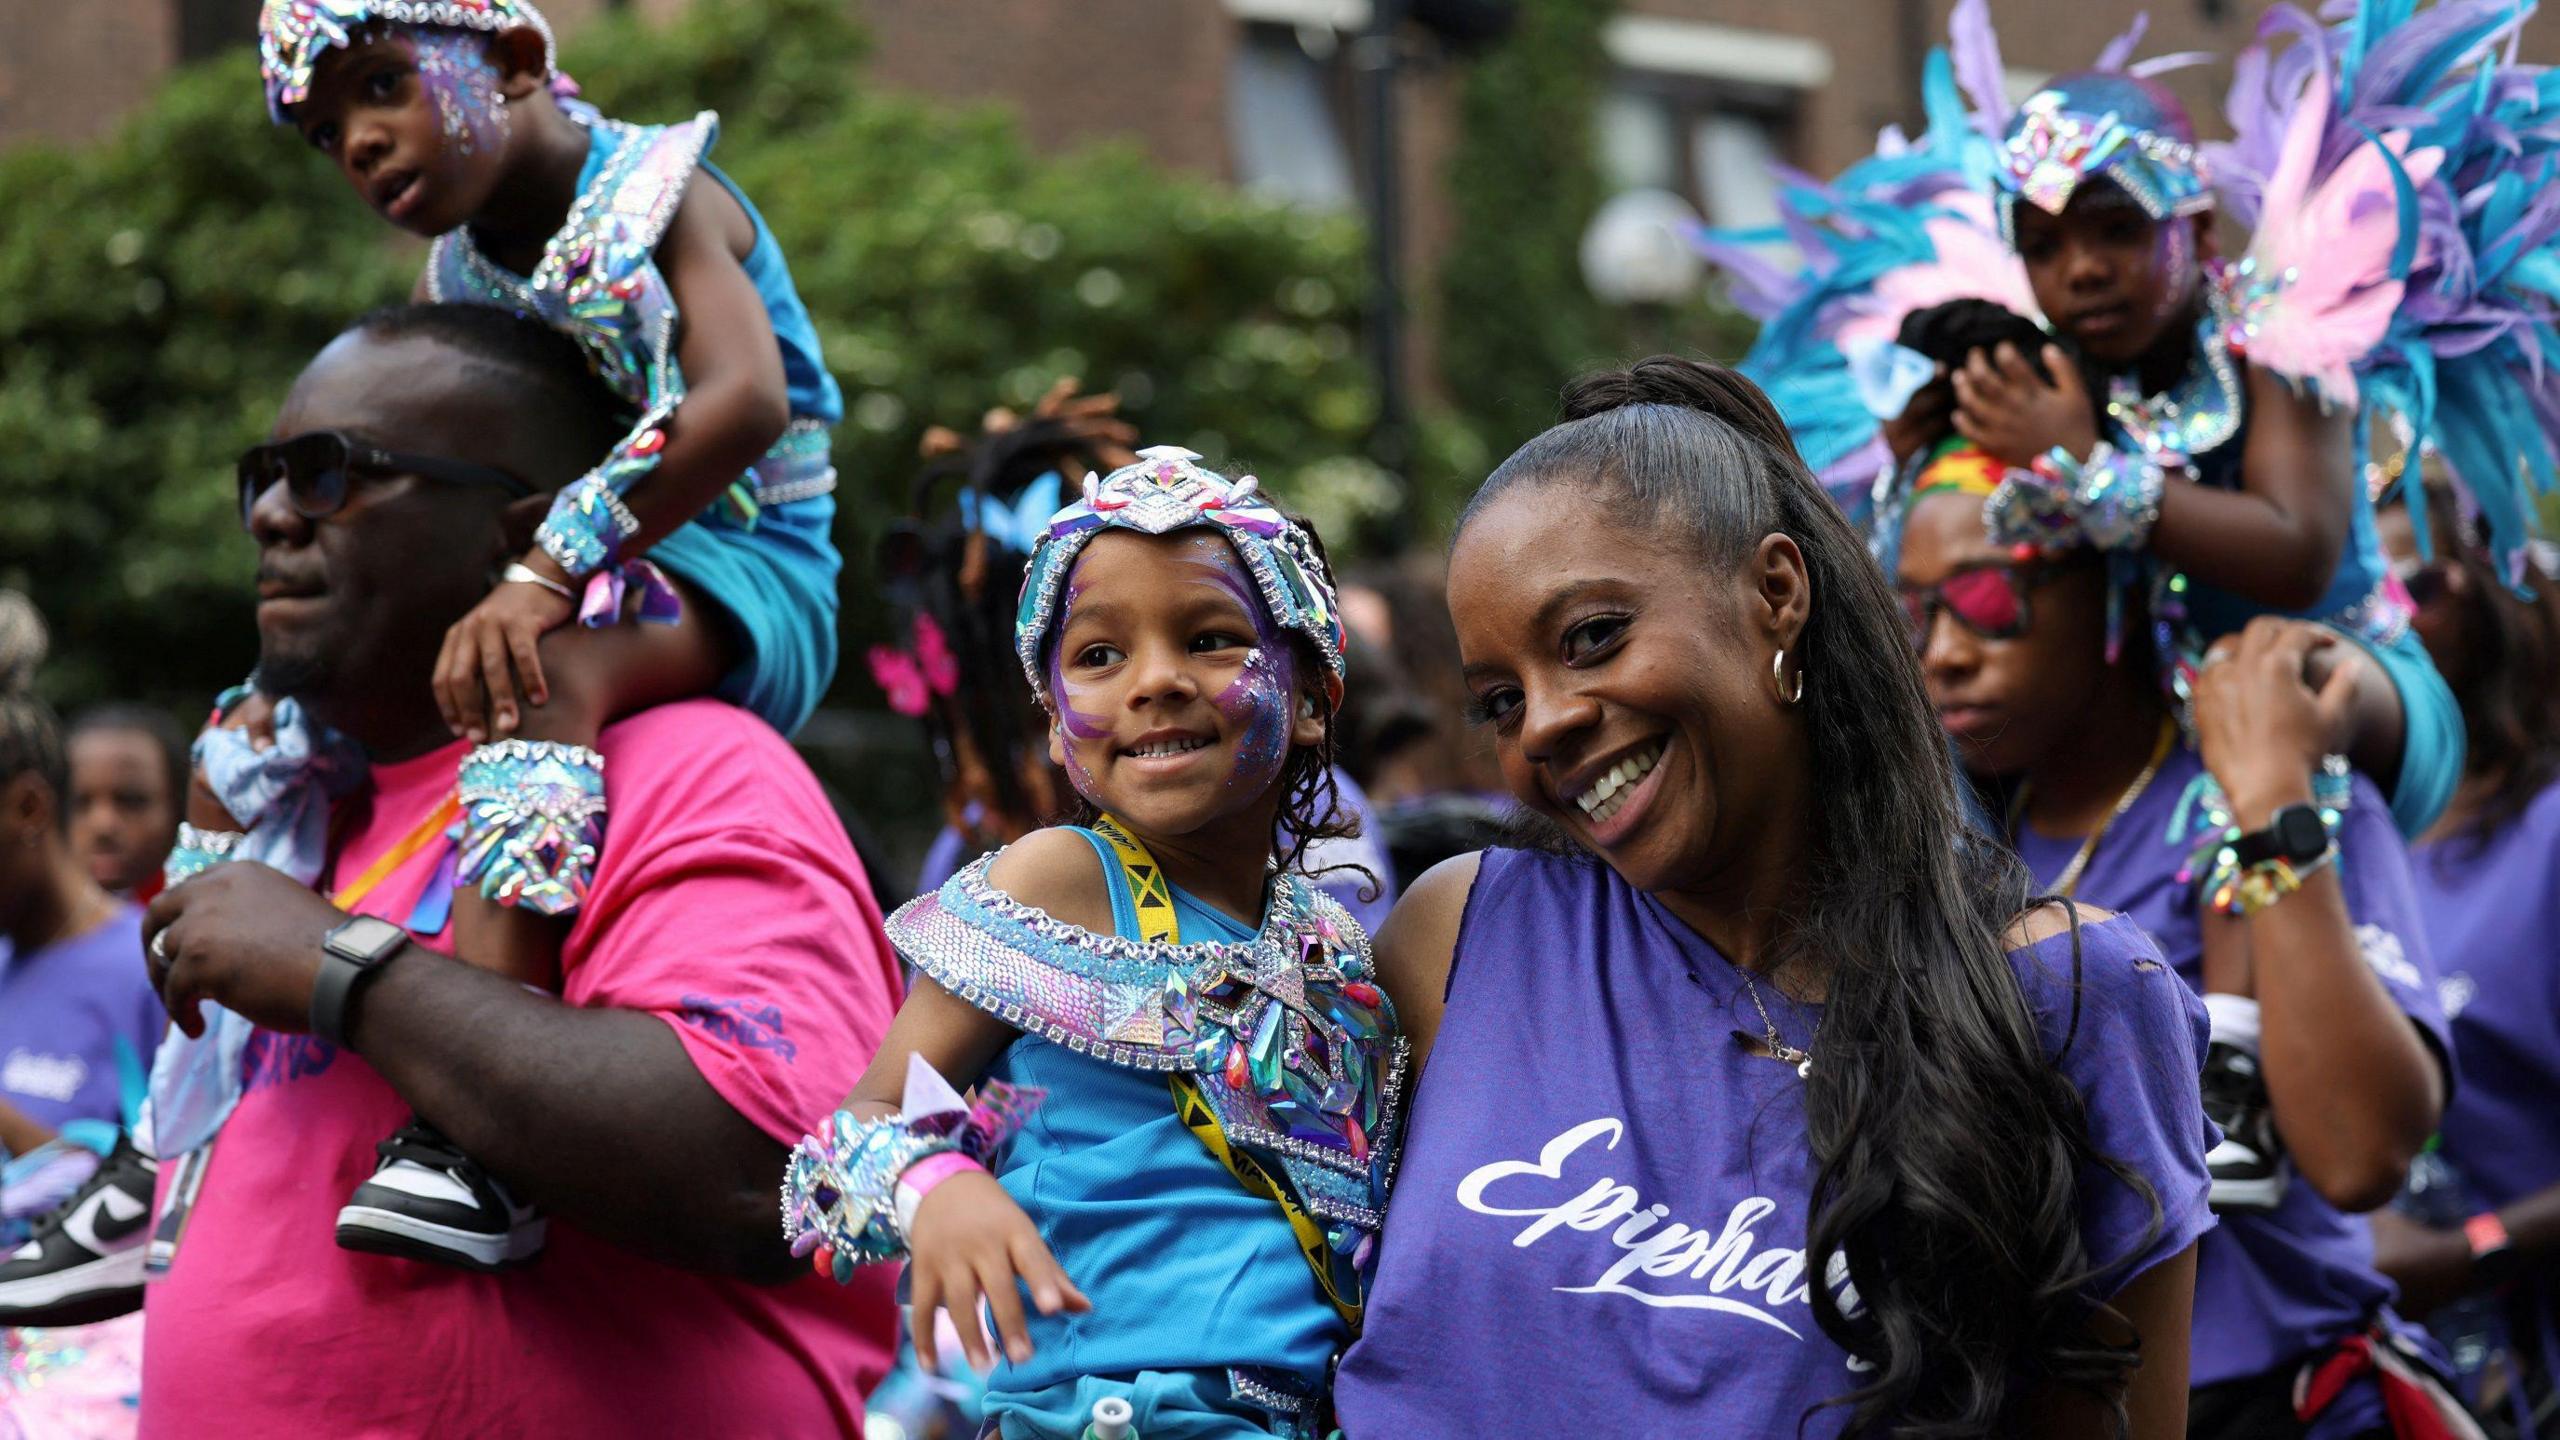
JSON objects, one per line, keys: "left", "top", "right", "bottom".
{"left": 2147, "top": 217, "right": 2198, "bottom": 333}
{"left": 1179, "top": 538, "right": 1298, "bottom": 796}
{"left": 412, "top": 28, "right": 509, "bottom": 158}
{"left": 1046, "top": 572, "right": 1110, "bottom": 803}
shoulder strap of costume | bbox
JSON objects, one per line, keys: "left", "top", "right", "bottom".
{"left": 589, "top": 110, "right": 719, "bottom": 261}
{"left": 1089, "top": 813, "right": 1180, "bottom": 944}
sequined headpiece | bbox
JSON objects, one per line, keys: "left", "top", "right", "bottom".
{"left": 1993, "top": 72, "right": 2212, "bottom": 243}
{"left": 1014, "top": 446, "right": 1346, "bottom": 706}
{"left": 260, "top": 0, "right": 558, "bottom": 121}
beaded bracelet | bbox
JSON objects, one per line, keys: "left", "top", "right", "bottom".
{"left": 783, "top": 1056, "right": 1044, "bottom": 1282}
{"left": 163, "top": 824, "right": 247, "bottom": 886}
{"left": 454, "top": 740, "right": 607, "bottom": 917}
{"left": 2210, "top": 845, "right": 2339, "bottom": 917}
{"left": 1988, "top": 441, "right": 2168, "bottom": 553}
{"left": 532, "top": 405, "right": 672, "bottom": 579}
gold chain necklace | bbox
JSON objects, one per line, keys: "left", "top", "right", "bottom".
{"left": 2010, "top": 717, "right": 2178, "bottom": 897}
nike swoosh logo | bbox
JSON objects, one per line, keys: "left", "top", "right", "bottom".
{"left": 61, "top": 1184, "right": 150, "bottom": 1254}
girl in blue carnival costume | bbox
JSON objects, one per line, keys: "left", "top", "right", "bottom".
{"left": 159, "top": 0, "right": 846, "bottom": 1267}
{"left": 782, "top": 448, "right": 1401, "bottom": 1440}
{"left": 1703, "top": 0, "right": 2559, "bottom": 847}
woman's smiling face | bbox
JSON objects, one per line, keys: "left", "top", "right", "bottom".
{"left": 1448, "top": 484, "right": 1803, "bottom": 899}
{"left": 1043, "top": 529, "right": 1324, "bottom": 842}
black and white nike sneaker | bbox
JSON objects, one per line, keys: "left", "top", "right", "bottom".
{"left": 0, "top": 1132, "right": 156, "bottom": 1325}
{"left": 335, "top": 1115, "right": 544, "bottom": 1272}
{"left": 2202, "top": 1038, "right": 2288, "bottom": 1213}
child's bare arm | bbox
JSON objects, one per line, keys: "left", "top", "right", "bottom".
{"left": 841, "top": 976, "right": 1021, "bottom": 1119}
{"left": 2147, "top": 366, "right": 2355, "bottom": 613}
{"left": 839, "top": 977, "right": 1079, "bottom": 1373}
{"left": 609, "top": 180, "right": 790, "bottom": 551}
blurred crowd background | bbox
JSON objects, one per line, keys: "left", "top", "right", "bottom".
{"left": 6, "top": 0, "right": 2556, "bottom": 882}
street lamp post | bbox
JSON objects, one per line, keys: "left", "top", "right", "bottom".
{"left": 1578, "top": 187, "right": 1705, "bottom": 356}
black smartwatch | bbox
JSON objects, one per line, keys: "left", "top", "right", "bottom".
{"left": 312, "top": 915, "right": 409, "bottom": 1047}
{"left": 2229, "top": 802, "right": 2330, "bottom": 868}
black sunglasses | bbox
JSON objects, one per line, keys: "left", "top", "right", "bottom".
{"left": 236, "top": 430, "right": 534, "bottom": 531}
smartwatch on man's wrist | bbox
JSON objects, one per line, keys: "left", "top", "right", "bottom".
{"left": 312, "top": 915, "right": 410, "bottom": 1047}
{"left": 2229, "top": 802, "right": 2330, "bottom": 868}
{"left": 2465, "top": 1211, "right": 2523, "bottom": 1289}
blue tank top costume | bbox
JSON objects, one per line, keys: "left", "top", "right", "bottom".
{"left": 424, "top": 110, "right": 843, "bottom": 736}
{"left": 883, "top": 828, "right": 1405, "bottom": 1438}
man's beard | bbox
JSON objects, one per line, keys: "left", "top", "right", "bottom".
{"left": 253, "top": 635, "right": 332, "bottom": 707}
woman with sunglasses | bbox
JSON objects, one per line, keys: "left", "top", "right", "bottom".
{"left": 2362, "top": 475, "right": 2560, "bottom": 1435}
{"left": 1893, "top": 446, "right": 2474, "bottom": 1437}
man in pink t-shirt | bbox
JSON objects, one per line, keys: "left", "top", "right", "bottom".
{"left": 132, "top": 307, "right": 899, "bottom": 1435}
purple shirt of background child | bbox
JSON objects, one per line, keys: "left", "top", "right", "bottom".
{"left": 1334, "top": 847, "right": 2213, "bottom": 1437}
{"left": 0, "top": 903, "right": 160, "bottom": 1139}
{"left": 2014, "top": 747, "right": 2453, "bottom": 1438}
{"left": 2411, "top": 783, "right": 2560, "bottom": 1212}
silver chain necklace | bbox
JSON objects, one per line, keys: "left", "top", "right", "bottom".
{"left": 1737, "top": 968, "right": 1813, "bottom": 1079}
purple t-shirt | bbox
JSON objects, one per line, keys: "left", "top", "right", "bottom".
{"left": 2012, "top": 745, "right": 2452, "bottom": 1432}
{"left": 1334, "top": 848, "right": 2213, "bottom": 1437}
{"left": 0, "top": 903, "right": 160, "bottom": 1138}
{"left": 2412, "top": 783, "right": 2560, "bottom": 1210}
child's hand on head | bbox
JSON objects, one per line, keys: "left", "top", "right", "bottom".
{"left": 906, "top": 1169, "right": 1091, "bottom": 1373}
{"left": 1952, "top": 342, "right": 2099, "bottom": 469}
{"left": 1881, "top": 372, "right": 1954, "bottom": 465}
{"left": 436, "top": 568, "right": 577, "bottom": 741}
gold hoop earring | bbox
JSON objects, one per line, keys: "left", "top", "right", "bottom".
{"left": 1772, "top": 648, "right": 1805, "bottom": 706}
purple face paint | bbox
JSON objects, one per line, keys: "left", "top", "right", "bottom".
{"left": 1045, "top": 570, "right": 1111, "bottom": 801}
{"left": 2146, "top": 216, "right": 2198, "bottom": 331}
{"left": 1173, "top": 536, "right": 1298, "bottom": 797}
{"left": 411, "top": 29, "right": 510, "bottom": 159}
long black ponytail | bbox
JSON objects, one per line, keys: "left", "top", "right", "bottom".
{"left": 1460, "top": 356, "right": 2156, "bottom": 1436}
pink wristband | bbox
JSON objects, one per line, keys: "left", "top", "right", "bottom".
{"left": 900, "top": 1151, "right": 984, "bottom": 1196}
{"left": 893, "top": 1151, "right": 986, "bottom": 1236}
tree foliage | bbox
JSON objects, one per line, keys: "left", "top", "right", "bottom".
{"left": 0, "top": 0, "right": 1378, "bottom": 715}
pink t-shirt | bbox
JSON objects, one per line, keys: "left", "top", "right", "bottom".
{"left": 140, "top": 701, "right": 902, "bottom": 1437}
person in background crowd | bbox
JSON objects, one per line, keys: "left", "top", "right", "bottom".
{"left": 2369, "top": 474, "right": 2560, "bottom": 1437}
{"left": 0, "top": 597, "right": 163, "bottom": 1163}
{"left": 1340, "top": 359, "right": 2211, "bottom": 1439}
{"left": 66, "top": 706, "right": 187, "bottom": 903}
{"left": 1336, "top": 558, "right": 1508, "bottom": 886}
{"left": 0, "top": 594, "right": 163, "bottom": 1436}
{"left": 1895, "top": 448, "right": 2475, "bottom": 1438}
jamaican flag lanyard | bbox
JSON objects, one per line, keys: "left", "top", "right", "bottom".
{"left": 1087, "top": 814, "right": 1365, "bottom": 1329}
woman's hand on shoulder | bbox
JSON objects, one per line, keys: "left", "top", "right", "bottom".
{"left": 907, "top": 1168, "right": 1090, "bottom": 1373}
{"left": 982, "top": 826, "right": 1119, "bottom": 935}
{"left": 1372, "top": 852, "right": 1483, "bottom": 1077}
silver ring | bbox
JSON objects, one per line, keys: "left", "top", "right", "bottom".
{"left": 150, "top": 931, "right": 170, "bottom": 961}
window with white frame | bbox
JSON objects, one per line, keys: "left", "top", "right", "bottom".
{"left": 1595, "top": 17, "right": 1826, "bottom": 231}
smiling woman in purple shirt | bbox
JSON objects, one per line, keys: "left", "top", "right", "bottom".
{"left": 2369, "top": 481, "right": 2560, "bottom": 1432}
{"left": 1336, "top": 359, "right": 2214, "bottom": 1439}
